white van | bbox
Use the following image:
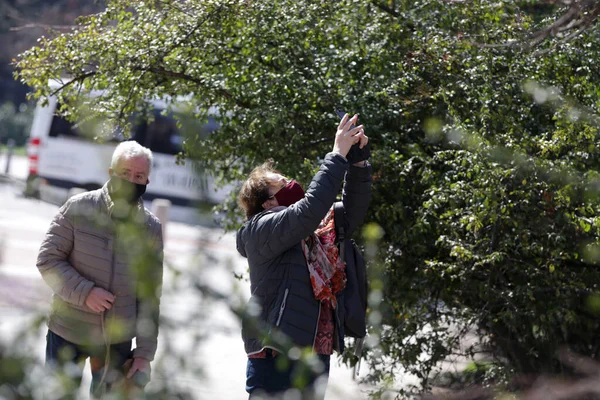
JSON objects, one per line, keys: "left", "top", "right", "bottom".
{"left": 26, "top": 94, "right": 233, "bottom": 210}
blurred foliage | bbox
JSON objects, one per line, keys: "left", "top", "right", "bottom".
{"left": 14, "top": 0, "right": 600, "bottom": 395}
{"left": 0, "top": 0, "right": 105, "bottom": 105}
{"left": 0, "top": 102, "right": 33, "bottom": 146}
{"left": 0, "top": 0, "right": 104, "bottom": 63}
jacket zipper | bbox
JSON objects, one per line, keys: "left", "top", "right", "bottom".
{"left": 99, "top": 228, "right": 117, "bottom": 390}
{"left": 275, "top": 288, "right": 290, "bottom": 326}
{"left": 108, "top": 232, "right": 117, "bottom": 304}
{"left": 312, "top": 301, "right": 322, "bottom": 349}
{"left": 333, "top": 306, "right": 342, "bottom": 352}
{"left": 102, "top": 231, "right": 117, "bottom": 338}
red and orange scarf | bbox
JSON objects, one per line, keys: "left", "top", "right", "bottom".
{"left": 301, "top": 208, "right": 347, "bottom": 309}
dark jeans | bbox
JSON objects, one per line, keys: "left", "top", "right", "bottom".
{"left": 246, "top": 351, "right": 331, "bottom": 400}
{"left": 45, "top": 329, "right": 133, "bottom": 396}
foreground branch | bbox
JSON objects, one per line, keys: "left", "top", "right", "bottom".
{"left": 50, "top": 71, "right": 97, "bottom": 96}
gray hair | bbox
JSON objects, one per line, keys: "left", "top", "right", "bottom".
{"left": 111, "top": 141, "right": 153, "bottom": 172}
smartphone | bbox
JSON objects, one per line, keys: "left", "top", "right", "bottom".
{"left": 335, "top": 109, "right": 370, "bottom": 163}
{"left": 335, "top": 109, "right": 354, "bottom": 126}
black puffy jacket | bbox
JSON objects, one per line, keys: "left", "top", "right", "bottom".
{"left": 236, "top": 153, "right": 372, "bottom": 355}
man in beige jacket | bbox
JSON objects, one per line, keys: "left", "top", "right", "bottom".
{"left": 37, "top": 141, "right": 164, "bottom": 395}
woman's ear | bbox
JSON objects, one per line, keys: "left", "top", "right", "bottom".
{"left": 262, "top": 193, "right": 280, "bottom": 210}
{"left": 262, "top": 199, "right": 273, "bottom": 210}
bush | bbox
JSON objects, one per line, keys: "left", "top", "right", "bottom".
{"left": 16, "top": 0, "right": 600, "bottom": 392}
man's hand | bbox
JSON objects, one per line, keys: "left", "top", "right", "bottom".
{"left": 84, "top": 287, "right": 115, "bottom": 313}
{"left": 127, "top": 357, "right": 151, "bottom": 380}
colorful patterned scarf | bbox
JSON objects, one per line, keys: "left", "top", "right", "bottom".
{"left": 301, "top": 208, "right": 347, "bottom": 309}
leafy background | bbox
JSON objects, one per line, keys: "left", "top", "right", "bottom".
{"left": 8, "top": 0, "right": 600, "bottom": 396}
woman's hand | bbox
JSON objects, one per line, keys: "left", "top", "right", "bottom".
{"left": 332, "top": 114, "right": 365, "bottom": 158}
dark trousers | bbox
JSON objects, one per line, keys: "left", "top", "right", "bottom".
{"left": 45, "top": 329, "right": 133, "bottom": 396}
{"left": 246, "top": 351, "right": 331, "bottom": 400}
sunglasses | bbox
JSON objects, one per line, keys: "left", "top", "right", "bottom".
{"left": 267, "top": 177, "right": 291, "bottom": 200}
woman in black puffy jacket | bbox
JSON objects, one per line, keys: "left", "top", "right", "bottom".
{"left": 236, "top": 114, "right": 372, "bottom": 399}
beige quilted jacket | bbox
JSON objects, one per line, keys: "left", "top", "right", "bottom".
{"left": 36, "top": 183, "right": 163, "bottom": 361}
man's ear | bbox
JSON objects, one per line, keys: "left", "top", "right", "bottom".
{"left": 146, "top": 178, "right": 150, "bottom": 184}
{"left": 108, "top": 168, "right": 113, "bottom": 176}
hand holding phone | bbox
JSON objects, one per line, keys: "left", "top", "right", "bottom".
{"left": 335, "top": 109, "right": 370, "bottom": 164}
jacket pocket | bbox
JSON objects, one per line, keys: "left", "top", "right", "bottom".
{"left": 275, "top": 288, "right": 290, "bottom": 327}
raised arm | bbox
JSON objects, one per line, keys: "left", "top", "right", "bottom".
{"left": 247, "top": 113, "right": 367, "bottom": 260}
{"left": 252, "top": 152, "right": 349, "bottom": 259}
{"left": 338, "top": 161, "right": 373, "bottom": 237}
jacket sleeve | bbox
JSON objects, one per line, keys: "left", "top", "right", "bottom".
{"left": 36, "top": 201, "right": 95, "bottom": 307}
{"left": 339, "top": 162, "right": 373, "bottom": 237}
{"left": 133, "top": 220, "right": 164, "bottom": 361}
{"left": 252, "top": 152, "right": 349, "bottom": 259}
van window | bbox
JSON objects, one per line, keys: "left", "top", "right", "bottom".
{"left": 132, "top": 108, "right": 215, "bottom": 155}
{"left": 48, "top": 113, "right": 80, "bottom": 138}
{"left": 133, "top": 110, "right": 182, "bottom": 155}
{"left": 49, "top": 103, "right": 216, "bottom": 154}
{"left": 49, "top": 105, "right": 119, "bottom": 142}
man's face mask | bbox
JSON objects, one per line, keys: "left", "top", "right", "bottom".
{"left": 108, "top": 175, "right": 147, "bottom": 204}
{"left": 274, "top": 180, "right": 305, "bottom": 207}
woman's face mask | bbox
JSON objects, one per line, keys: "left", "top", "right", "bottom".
{"left": 273, "top": 180, "right": 305, "bottom": 207}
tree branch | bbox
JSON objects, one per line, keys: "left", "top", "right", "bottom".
{"left": 526, "top": 5, "right": 579, "bottom": 48}
{"left": 133, "top": 66, "right": 252, "bottom": 108}
{"left": 533, "top": 25, "right": 588, "bottom": 56}
{"left": 158, "top": 0, "right": 195, "bottom": 18}
{"left": 50, "top": 71, "right": 97, "bottom": 96}
{"left": 10, "top": 23, "right": 78, "bottom": 32}
{"left": 469, "top": 0, "right": 600, "bottom": 51}
{"left": 298, "top": 137, "right": 333, "bottom": 150}
{"left": 371, "top": 1, "right": 399, "bottom": 17}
